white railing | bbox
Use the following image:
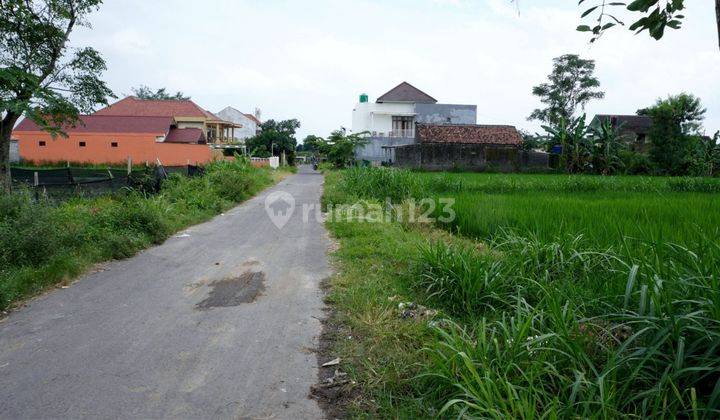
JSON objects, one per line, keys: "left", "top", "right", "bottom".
{"left": 387, "top": 129, "right": 415, "bottom": 138}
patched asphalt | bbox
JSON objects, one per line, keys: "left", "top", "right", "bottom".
{"left": 0, "top": 165, "right": 331, "bottom": 419}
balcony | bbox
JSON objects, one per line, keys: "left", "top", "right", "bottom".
{"left": 370, "top": 129, "right": 415, "bottom": 139}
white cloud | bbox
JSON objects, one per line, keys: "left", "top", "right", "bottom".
{"left": 68, "top": 0, "right": 720, "bottom": 139}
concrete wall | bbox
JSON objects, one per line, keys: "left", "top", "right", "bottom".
{"left": 415, "top": 103, "right": 477, "bottom": 125}
{"left": 9, "top": 140, "right": 19, "bottom": 163}
{"left": 14, "top": 131, "right": 212, "bottom": 166}
{"left": 355, "top": 136, "right": 415, "bottom": 163}
{"left": 394, "top": 143, "right": 520, "bottom": 171}
{"left": 351, "top": 102, "right": 415, "bottom": 136}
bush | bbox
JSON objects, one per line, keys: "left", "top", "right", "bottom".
{"left": 0, "top": 159, "right": 274, "bottom": 310}
{"left": 620, "top": 150, "right": 654, "bottom": 175}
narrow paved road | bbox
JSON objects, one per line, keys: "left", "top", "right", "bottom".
{"left": 0, "top": 166, "right": 331, "bottom": 419}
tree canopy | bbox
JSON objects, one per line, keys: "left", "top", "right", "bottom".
{"left": 528, "top": 54, "right": 605, "bottom": 127}
{"left": 131, "top": 85, "right": 190, "bottom": 101}
{"left": 0, "top": 0, "right": 113, "bottom": 190}
{"left": 310, "top": 129, "right": 368, "bottom": 168}
{"left": 638, "top": 93, "right": 707, "bottom": 175}
{"left": 246, "top": 119, "right": 300, "bottom": 163}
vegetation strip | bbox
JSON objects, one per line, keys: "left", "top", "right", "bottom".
{"left": 322, "top": 167, "right": 720, "bottom": 418}
{"left": 0, "top": 159, "right": 285, "bottom": 311}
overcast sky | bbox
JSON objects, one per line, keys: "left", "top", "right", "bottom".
{"left": 71, "top": 0, "right": 719, "bottom": 141}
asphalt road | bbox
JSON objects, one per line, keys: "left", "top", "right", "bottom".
{"left": 0, "top": 166, "right": 331, "bottom": 419}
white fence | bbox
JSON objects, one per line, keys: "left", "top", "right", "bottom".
{"left": 250, "top": 156, "right": 279, "bottom": 169}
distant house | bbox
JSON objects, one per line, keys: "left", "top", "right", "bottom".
{"left": 351, "top": 82, "right": 477, "bottom": 163}
{"left": 95, "top": 96, "right": 241, "bottom": 144}
{"left": 215, "top": 107, "right": 262, "bottom": 141}
{"left": 12, "top": 115, "right": 212, "bottom": 166}
{"left": 394, "top": 123, "right": 524, "bottom": 171}
{"left": 590, "top": 114, "right": 653, "bottom": 152}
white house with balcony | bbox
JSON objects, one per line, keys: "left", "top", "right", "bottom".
{"left": 351, "top": 82, "right": 477, "bottom": 163}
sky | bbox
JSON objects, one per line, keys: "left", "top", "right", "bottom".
{"left": 71, "top": 0, "right": 719, "bottom": 141}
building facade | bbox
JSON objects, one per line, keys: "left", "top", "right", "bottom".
{"left": 394, "top": 123, "right": 524, "bottom": 171}
{"left": 215, "top": 107, "right": 262, "bottom": 141}
{"left": 351, "top": 82, "right": 477, "bottom": 163}
{"left": 95, "top": 97, "right": 241, "bottom": 144}
{"left": 13, "top": 112, "right": 213, "bottom": 166}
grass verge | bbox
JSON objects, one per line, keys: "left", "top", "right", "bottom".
{"left": 321, "top": 168, "right": 720, "bottom": 418}
{"left": 0, "top": 159, "right": 288, "bottom": 311}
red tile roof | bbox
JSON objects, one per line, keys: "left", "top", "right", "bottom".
{"left": 165, "top": 128, "right": 206, "bottom": 144}
{"left": 95, "top": 96, "right": 211, "bottom": 118}
{"left": 13, "top": 115, "right": 173, "bottom": 134}
{"left": 416, "top": 123, "right": 522, "bottom": 145}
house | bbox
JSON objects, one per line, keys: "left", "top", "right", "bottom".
{"left": 94, "top": 96, "right": 242, "bottom": 144}
{"left": 394, "top": 123, "right": 523, "bottom": 171}
{"left": 590, "top": 114, "right": 653, "bottom": 152}
{"left": 12, "top": 114, "right": 212, "bottom": 166}
{"left": 215, "top": 107, "right": 262, "bottom": 141}
{"left": 351, "top": 82, "right": 477, "bottom": 163}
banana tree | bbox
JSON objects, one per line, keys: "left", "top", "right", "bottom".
{"left": 543, "top": 115, "right": 592, "bottom": 174}
{"left": 590, "top": 119, "right": 625, "bottom": 175}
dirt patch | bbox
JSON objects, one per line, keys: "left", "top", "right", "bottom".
{"left": 195, "top": 271, "right": 265, "bottom": 310}
{"left": 309, "top": 277, "right": 359, "bottom": 419}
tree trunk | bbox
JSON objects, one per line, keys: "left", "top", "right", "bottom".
{"left": 716, "top": 0, "right": 720, "bottom": 51}
{"left": 1, "top": 112, "right": 20, "bottom": 192}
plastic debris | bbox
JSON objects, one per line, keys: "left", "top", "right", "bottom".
{"left": 322, "top": 357, "right": 341, "bottom": 367}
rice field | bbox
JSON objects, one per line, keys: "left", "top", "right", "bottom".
{"left": 323, "top": 167, "right": 720, "bottom": 418}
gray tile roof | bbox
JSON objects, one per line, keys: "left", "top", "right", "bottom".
{"left": 376, "top": 82, "right": 437, "bottom": 104}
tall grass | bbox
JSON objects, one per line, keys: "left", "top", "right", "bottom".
{"left": 0, "top": 159, "right": 273, "bottom": 310}
{"left": 327, "top": 167, "right": 720, "bottom": 418}
{"left": 416, "top": 234, "right": 720, "bottom": 418}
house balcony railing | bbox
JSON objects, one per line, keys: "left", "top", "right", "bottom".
{"left": 370, "top": 129, "right": 415, "bottom": 138}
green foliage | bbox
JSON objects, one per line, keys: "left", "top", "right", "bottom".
{"left": 323, "top": 169, "right": 720, "bottom": 418}
{"left": 315, "top": 129, "right": 369, "bottom": 169}
{"left": 298, "top": 134, "right": 323, "bottom": 152}
{"left": 130, "top": 85, "right": 190, "bottom": 100}
{"left": 0, "top": 0, "right": 114, "bottom": 189}
{"left": 543, "top": 115, "right": 592, "bottom": 174}
{"left": 246, "top": 119, "right": 300, "bottom": 164}
{"left": 339, "top": 166, "right": 422, "bottom": 202}
{"left": 529, "top": 54, "right": 605, "bottom": 126}
{"left": 0, "top": 159, "right": 273, "bottom": 309}
{"left": 590, "top": 118, "right": 625, "bottom": 175}
{"left": 620, "top": 150, "right": 654, "bottom": 175}
{"left": 640, "top": 93, "right": 707, "bottom": 175}
{"left": 518, "top": 130, "right": 548, "bottom": 152}
{"left": 577, "top": 0, "right": 688, "bottom": 42}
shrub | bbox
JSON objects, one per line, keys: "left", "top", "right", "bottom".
{"left": 0, "top": 159, "right": 274, "bottom": 310}
{"left": 620, "top": 150, "right": 654, "bottom": 175}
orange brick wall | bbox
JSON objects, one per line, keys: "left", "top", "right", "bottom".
{"left": 14, "top": 131, "right": 213, "bottom": 166}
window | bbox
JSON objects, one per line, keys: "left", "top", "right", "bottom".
{"left": 39, "top": 141, "right": 46, "bottom": 147}
{"left": 111, "top": 142, "right": 118, "bottom": 148}
{"left": 79, "top": 141, "right": 86, "bottom": 147}
{"left": 391, "top": 116, "right": 415, "bottom": 137}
